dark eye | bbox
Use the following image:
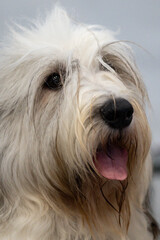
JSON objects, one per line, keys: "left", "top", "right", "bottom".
{"left": 44, "top": 73, "right": 62, "bottom": 90}
{"left": 100, "top": 63, "right": 115, "bottom": 72}
{"left": 100, "top": 56, "right": 116, "bottom": 72}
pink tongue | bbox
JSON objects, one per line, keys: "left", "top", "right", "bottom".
{"left": 95, "top": 145, "right": 128, "bottom": 180}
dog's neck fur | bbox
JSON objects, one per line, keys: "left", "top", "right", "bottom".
{"left": 0, "top": 155, "right": 158, "bottom": 240}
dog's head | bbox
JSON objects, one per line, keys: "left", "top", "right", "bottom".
{"left": 0, "top": 8, "right": 151, "bottom": 233}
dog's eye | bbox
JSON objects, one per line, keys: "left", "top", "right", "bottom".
{"left": 100, "top": 63, "right": 116, "bottom": 72}
{"left": 44, "top": 73, "right": 62, "bottom": 90}
{"left": 99, "top": 56, "right": 116, "bottom": 73}
{"left": 107, "top": 63, "right": 116, "bottom": 71}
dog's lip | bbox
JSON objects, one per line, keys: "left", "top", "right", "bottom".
{"left": 94, "top": 144, "right": 128, "bottom": 181}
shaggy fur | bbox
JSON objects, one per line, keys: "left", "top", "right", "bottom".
{"left": 0, "top": 8, "right": 159, "bottom": 240}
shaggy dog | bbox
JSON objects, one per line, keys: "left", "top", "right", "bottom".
{"left": 0, "top": 8, "right": 159, "bottom": 240}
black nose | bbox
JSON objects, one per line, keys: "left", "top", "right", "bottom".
{"left": 100, "top": 98, "right": 134, "bottom": 129}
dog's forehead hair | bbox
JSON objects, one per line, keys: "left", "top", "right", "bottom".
{"left": 0, "top": 8, "right": 147, "bottom": 114}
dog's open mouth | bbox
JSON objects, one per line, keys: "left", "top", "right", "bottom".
{"left": 94, "top": 144, "right": 128, "bottom": 181}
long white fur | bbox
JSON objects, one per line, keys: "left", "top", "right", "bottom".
{"left": 0, "top": 7, "right": 157, "bottom": 240}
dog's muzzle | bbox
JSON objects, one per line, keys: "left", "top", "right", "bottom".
{"left": 100, "top": 98, "right": 134, "bottom": 129}
{"left": 94, "top": 98, "right": 134, "bottom": 181}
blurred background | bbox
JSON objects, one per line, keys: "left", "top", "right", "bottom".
{"left": 0, "top": 0, "right": 159, "bottom": 223}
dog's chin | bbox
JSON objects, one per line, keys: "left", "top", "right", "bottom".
{"left": 93, "top": 143, "right": 128, "bottom": 181}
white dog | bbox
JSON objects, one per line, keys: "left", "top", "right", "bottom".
{"left": 0, "top": 8, "right": 159, "bottom": 240}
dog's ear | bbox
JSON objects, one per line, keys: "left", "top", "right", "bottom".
{"left": 0, "top": 109, "right": 4, "bottom": 118}
{"left": 144, "top": 192, "right": 160, "bottom": 239}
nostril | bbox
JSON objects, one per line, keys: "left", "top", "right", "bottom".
{"left": 126, "top": 109, "right": 133, "bottom": 119}
{"left": 100, "top": 98, "right": 134, "bottom": 129}
{"left": 100, "top": 107, "right": 115, "bottom": 121}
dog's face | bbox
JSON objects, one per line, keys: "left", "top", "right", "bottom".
{"left": 0, "top": 8, "right": 151, "bottom": 230}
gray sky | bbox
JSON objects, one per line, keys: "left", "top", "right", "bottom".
{"left": 0, "top": 0, "right": 160, "bottom": 147}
